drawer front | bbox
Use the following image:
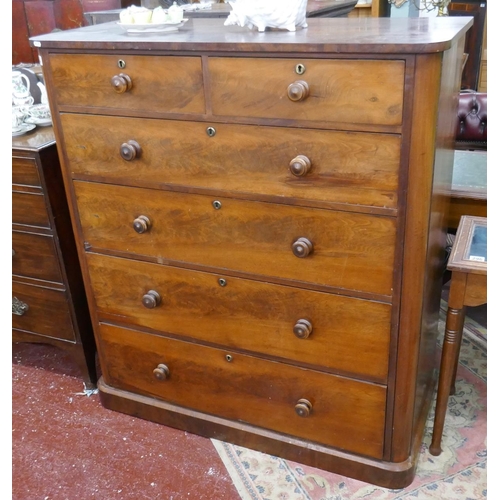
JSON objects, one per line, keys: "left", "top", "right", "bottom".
{"left": 12, "top": 157, "right": 41, "bottom": 187}
{"left": 12, "top": 231, "right": 63, "bottom": 284}
{"left": 209, "top": 57, "right": 404, "bottom": 126}
{"left": 99, "top": 323, "right": 386, "bottom": 458}
{"left": 12, "top": 281, "right": 75, "bottom": 342}
{"left": 62, "top": 114, "right": 401, "bottom": 210}
{"left": 75, "top": 181, "right": 396, "bottom": 296}
{"left": 87, "top": 253, "right": 391, "bottom": 382}
{"left": 49, "top": 54, "right": 205, "bottom": 115}
{"left": 12, "top": 191, "right": 50, "bottom": 228}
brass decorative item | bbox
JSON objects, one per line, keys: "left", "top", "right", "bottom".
{"left": 12, "top": 297, "right": 29, "bottom": 316}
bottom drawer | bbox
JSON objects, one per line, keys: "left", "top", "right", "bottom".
{"left": 99, "top": 323, "right": 387, "bottom": 459}
{"left": 12, "top": 281, "right": 75, "bottom": 342}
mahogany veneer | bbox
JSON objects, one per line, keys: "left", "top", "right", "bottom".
{"left": 31, "top": 17, "right": 472, "bottom": 487}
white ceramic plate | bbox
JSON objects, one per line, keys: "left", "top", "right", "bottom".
{"left": 25, "top": 117, "right": 52, "bottom": 127}
{"left": 117, "top": 19, "right": 187, "bottom": 34}
{"left": 12, "top": 123, "right": 36, "bottom": 136}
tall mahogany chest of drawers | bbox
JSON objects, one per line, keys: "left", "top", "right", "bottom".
{"left": 12, "top": 127, "right": 97, "bottom": 389}
{"left": 32, "top": 16, "right": 472, "bottom": 487}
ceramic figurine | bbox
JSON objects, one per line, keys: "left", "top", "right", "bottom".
{"left": 224, "top": 0, "right": 308, "bottom": 32}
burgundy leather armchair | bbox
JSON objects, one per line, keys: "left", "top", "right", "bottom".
{"left": 456, "top": 91, "right": 487, "bottom": 150}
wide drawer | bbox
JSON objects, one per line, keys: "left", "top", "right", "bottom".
{"left": 62, "top": 113, "right": 401, "bottom": 210}
{"left": 209, "top": 57, "right": 404, "bottom": 126}
{"left": 87, "top": 253, "right": 391, "bottom": 382}
{"left": 12, "top": 191, "right": 50, "bottom": 228}
{"left": 48, "top": 54, "right": 205, "bottom": 115}
{"left": 12, "top": 156, "right": 41, "bottom": 187}
{"left": 75, "top": 181, "right": 397, "bottom": 296}
{"left": 12, "top": 281, "right": 75, "bottom": 342}
{"left": 99, "top": 323, "right": 386, "bottom": 458}
{"left": 12, "top": 230, "right": 63, "bottom": 284}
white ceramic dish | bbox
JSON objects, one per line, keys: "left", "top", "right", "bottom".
{"left": 12, "top": 123, "right": 36, "bottom": 137}
{"left": 25, "top": 117, "right": 52, "bottom": 127}
{"left": 117, "top": 19, "right": 187, "bottom": 34}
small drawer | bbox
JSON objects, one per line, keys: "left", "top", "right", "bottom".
{"left": 49, "top": 54, "right": 205, "bottom": 115}
{"left": 12, "top": 191, "right": 50, "bottom": 228}
{"left": 75, "top": 181, "right": 397, "bottom": 296}
{"left": 87, "top": 253, "right": 391, "bottom": 382}
{"left": 99, "top": 323, "right": 387, "bottom": 458}
{"left": 62, "top": 114, "right": 400, "bottom": 210}
{"left": 209, "top": 57, "right": 404, "bottom": 126}
{"left": 12, "top": 231, "right": 63, "bottom": 284}
{"left": 12, "top": 157, "right": 41, "bottom": 188}
{"left": 12, "top": 281, "right": 75, "bottom": 342}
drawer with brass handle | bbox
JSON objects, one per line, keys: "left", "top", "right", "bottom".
{"left": 12, "top": 281, "right": 75, "bottom": 342}
{"left": 87, "top": 252, "right": 391, "bottom": 382}
{"left": 75, "top": 181, "right": 397, "bottom": 296}
{"left": 62, "top": 114, "right": 401, "bottom": 211}
{"left": 99, "top": 322, "right": 387, "bottom": 459}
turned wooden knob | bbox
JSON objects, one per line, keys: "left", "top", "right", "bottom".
{"left": 292, "top": 237, "right": 313, "bottom": 258}
{"left": 153, "top": 363, "right": 169, "bottom": 380}
{"left": 111, "top": 73, "right": 132, "bottom": 93}
{"left": 287, "top": 80, "right": 309, "bottom": 102}
{"left": 133, "top": 215, "right": 151, "bottom": 234}
{"left": 289, "top": 155, "right": 311, "bottom": 177}
{"left": 295, "top": 398, "right": 312, "bottom": 417}
{"left": 120, "top": 140, "right": 141, "bottom": 161}
{"left": 142, "top": 290, "right": 161, "bottom": 309}
{"left": 293, "top": 319, "right": 313, "bottom": 339}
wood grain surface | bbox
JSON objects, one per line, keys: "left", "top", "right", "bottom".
{"left": 62, "top": 113, "right": 401, "bottom": 211}
{"left": 99, "top": 322, "right": 387, "bottom": 458}
{"left": 74, "top": 181, "right": 397, "bottom": 296}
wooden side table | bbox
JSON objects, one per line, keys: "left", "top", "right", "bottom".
{"left": 430, "top": 215, "right": 487, "bottom": 456}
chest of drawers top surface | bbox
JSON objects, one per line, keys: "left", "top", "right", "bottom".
{"left": 31, "top": 17, "right": 472, "bottom": 54}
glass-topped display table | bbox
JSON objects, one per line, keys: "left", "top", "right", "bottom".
{"left": 448, "top": 149, "right": 487, "bottom": 229}
{"left": 430, "top": 215, "right": 487, "bottom": 455}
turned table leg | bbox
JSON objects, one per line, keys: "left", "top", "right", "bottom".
{"left": 429, "top": 306, "right": 465, "bottom": 456}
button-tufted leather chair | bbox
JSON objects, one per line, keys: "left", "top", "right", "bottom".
{"left": 456, "top": 91, "right": 487, "bottom": 151}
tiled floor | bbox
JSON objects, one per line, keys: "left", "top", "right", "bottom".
{"left": 12, "top": 286, "right": 486, "bottom": 500}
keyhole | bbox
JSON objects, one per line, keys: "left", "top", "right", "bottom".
{"left": 206, "top": 126, "right": 216, "bottom": 137}
{"left": 212, "top": 200, "right": 222, "bottom": 210}
{"left": 218, "top": 278, "right": 227, "bottom": 287}
{"left": 295, "top": 63, "right": 306, "bottom": 75}
{"left": 117, "top": 59, "right": 126, "bottom": 69}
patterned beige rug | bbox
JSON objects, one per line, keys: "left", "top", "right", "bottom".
{"left": 212, "top": 303, "right": 487, "bottom": 499}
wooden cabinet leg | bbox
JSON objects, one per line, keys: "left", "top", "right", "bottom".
{"left": 430, "top": 306, "right": 465, "bottom": 456}
{"left": 449, "top": 305, "right": 466, "bottom": 395}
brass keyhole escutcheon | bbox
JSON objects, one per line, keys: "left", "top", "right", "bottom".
{"left": 218, "top": 278, "right": 227, "bottom": 287}
{"left": 206, "top": 126, "right": 216, "bottom": 137}
{"left": 117, "top": 59, "right": 126, "bottom": 69}
{"left": 212, "top": 200, "right": 222, "bottom": 210}
{"left": 295, "top": 63, "right": 306, "bottom": 75}
{"left": 225, "top": 354, "right": 233, "bottom": 362}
